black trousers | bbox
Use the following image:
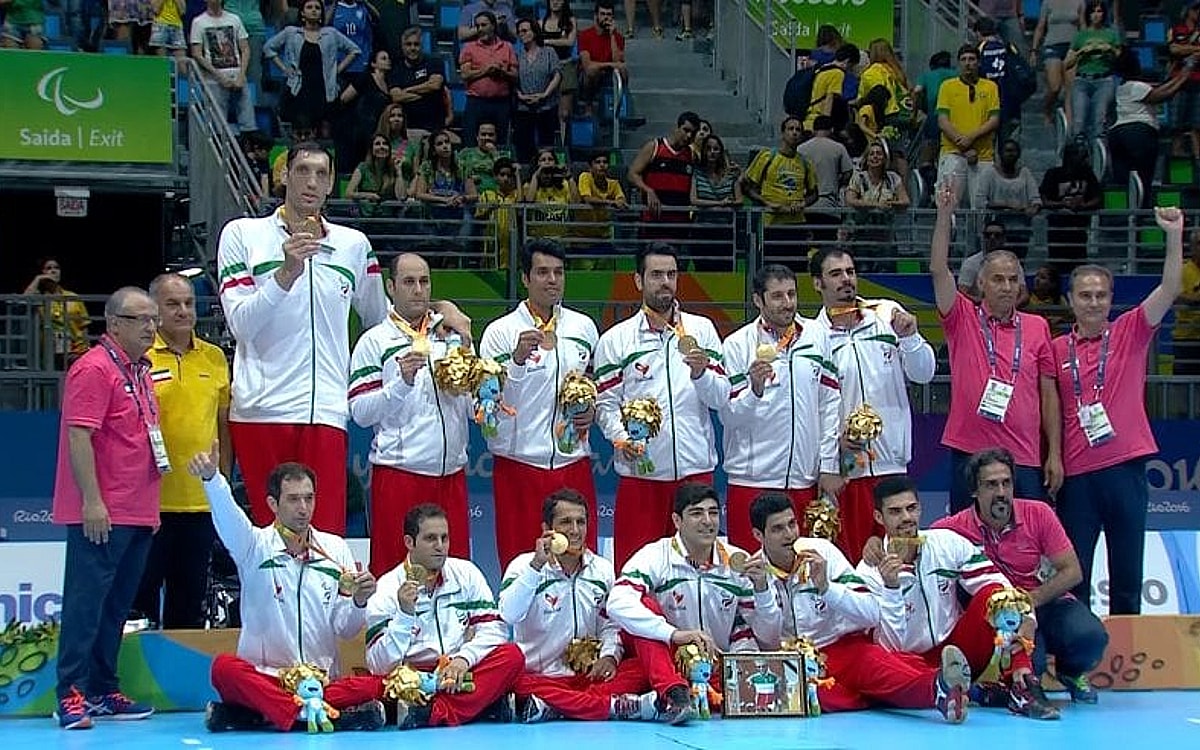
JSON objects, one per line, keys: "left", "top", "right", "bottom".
{"left": 131, "top": 512, "right": 215, "bottom": 629}
{"left": 1109, "top": 122, "right": 1158, "bottom": 208}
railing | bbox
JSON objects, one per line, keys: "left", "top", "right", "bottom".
{"left": 611, "top": 68, "right": 625, "bottom": 150}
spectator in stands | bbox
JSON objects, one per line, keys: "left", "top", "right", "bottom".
{"left": 52, "top": 286, "right": 161, "bottom": 730}
{"left": 976, "top": 17, "right": 1026, "bottom": 143}
{"left": 577, "top": 151, "right": 627, "bottom": 265}
{"left": 514, "top": 18, "right": 562, "bottom": 165}
{"left": 957, "top": 220, "right": 1030, "bottom": 304}
{"left": 131, "top": 274, "right": 230, "bottom": 632}
{"left": 391, "top": 25, "right": 448, "bottom": 139}
{"left": 689, "top": 134, "right": 740, "bottom": 270}
{"left": 810, "top": 24, "right": 843, "bottom": 66}
{"left": 1174, "top": 228, "right": 1200, "bottom": 375}
{"left": 628, "top": 110, "right": 698, "bottom": 239}
{"left": 743, "top": 115, "right": 818, "bottom": 257}
{"left": 1024, "top": 264, "right": 1072, "bottom": 336}
{"left": 525, "top": 148, "right": 578, "bottom": 240}
{"left": 1064, "top": 1, "right": 1121, "bottom": 143}
{"left": 578, "top": 1, "right": 627, "bottom": 116}
{"left": 476, "top": 157, "right": 523, "bottom": 268}
{"left": 22, "top": 258, "right": 90, "bottom": 370}
{"left": 109, "top": 0, "right": 154, "bottom": 53}
{"left": 804, "top": 43, "right": 858, "bottom": 132}
{"left": 622, "top": 0, "right": 661, "bottom": 38}
{"left": 935, "top": 44, "right": 1000, "bottom": 205}
{"left": 845, "top": 140, "right": 909, "bottom": 267}
{"left": 459, "top": 0, "right": 515, "bottom": 42}
{"left": 413, "top": 130, "right": 477, "bottom": 248}
{"left": 459, "top": 10, "right": 518, "bottom": 147}
{"left": 1169, "top": 3, "right": 1200, "bottom": 160}
{"left": 149, "top": 0, "right": 187, "bottom": 67}
{"left": 541, "top": 0, "right": 578, "bottom": 145}
{"left": 340, "top": 49, "right": 398, "bottom": 166}
{"left": 975, "top": 138, "right": 1040, "bottom": 253}
{"left": 913, "top": 51, "right": 956, "bottom": 176}
{"left": 327, "top": 0, "right": 371, "bottom": 75}
{"left": 1031, "top": 0, "right": 1084, "bottom": 125}
{"left": 458, "top": 120, "right": 506, "bottom": 193}
{"left": 798, "top": 115, "right": 854, "bottom": 250}
{"left": 345, "top": 134, "right": 406, "bottom": 215}
{"left": 689, "top": 119, "right": 712, "bottom": 160}
{"left": 264, "top": 0, "right": 360, "bottom": 134}
{"left": 858, "top": 38, "right": 914, "bottom": 173}
{"left": 222, "top": 0, "right": 268, "bottom": 93}
{"left": 978, "top": 0, "right": 1029, "bottom": 56}
{"left": 676, "top": 0, "right": 695, "bottom": 41}
{"left": 376, "top": 103, "right": 421, "bottom": 183}
{"left": 1112, "top": 48, "right": 1188, "bottom": 207}
{"left": 373, "top": 0, "right": 413, "bottom": 58}
{"left": 0, "top": 0, "right": 45, "bottom": 49}
{"left": 1040, "top": 138, "right": 1101, "bottom": 275}
{"left": 191, "top": 0, "right": 258, "bottom": 135}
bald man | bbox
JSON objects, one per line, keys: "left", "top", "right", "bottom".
{"left": 348, "top": 254, "right": 477, "bottom": 574}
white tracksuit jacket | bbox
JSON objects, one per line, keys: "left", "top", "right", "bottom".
{"left": 365, "top": 557, "right": 507, "bottom": 673}
{"left": 814, "top": 302, "right": 936, "bottom": 478}
{"left": 497, "top": 551, "right": 622, "bottom": 677}
{"left": 202, "top": 473, "right": 366, "bottom": 677}
{"left": 720, "top": 316, "right": 842, "bottom": 487}
{"left": 606, "top": 535, "right": 780, "bottom": 652}
{"left": 479, "top": 303, "right": 599, "bottom": 470}
{"left": 217, "top": 211, "right": 388, "bottom": 429}
{"left": 754, "top": 538, "right": 880, "bottom": 650}
{"left": 855, "top": 529, "right": 1014, "bottom": 655}
{"left": 594, "top": 309, "right": 729, "bottom": 481}
{"left": 347, "top": 312, "right": 473, "bottom": 476}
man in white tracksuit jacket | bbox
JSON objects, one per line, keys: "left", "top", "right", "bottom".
{"left": 348, "top": 253, "right": 474, "bottom": 575}
{"left": 187, "top": 447, "right": 385, "bottom": 733}
{"left": 480, "top": 239, "right": 601, "bottom": 568}
{"left": 720, "top": 264, "right": 843, "bottom": 550}
{"left": 594, "top": 242, "right": 729, "bottom": 566}
{"left": 810, "top": 246, "right": 936, "bottom": 563}
{"left": 366, "top": 503, "right": 525, "bottom": 729}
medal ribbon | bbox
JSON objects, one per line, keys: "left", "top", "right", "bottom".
{"left": 760, "top": 319, "right": 799, "bottom": 352}
{"left": 390, "top": 309, "right": 432, "bottom": 347}
{"left": 277, "top": 206, "right": 325, "bottom": 237}
{"left": 524, "top": 300, "right": 558, "bottom": 336}
{"left": 642, "top": 303, "right": 688, "bottom": 343}
{"left": 670, "top": 536, "right": 731, "bottom": 571}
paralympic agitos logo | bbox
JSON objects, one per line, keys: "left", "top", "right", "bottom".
{"left": 36, "top": 67, "right": 105, "bottom": 116}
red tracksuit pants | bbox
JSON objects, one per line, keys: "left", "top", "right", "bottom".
{"left": 513, "top": 657, "right": 650, "bottom": 720}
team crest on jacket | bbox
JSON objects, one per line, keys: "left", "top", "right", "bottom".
{"left": 669, "top": 590, "right": 686, "bottom": 612}
{"left": 634, "top": 361, "right": 651, "bottom": 379}
{"left": 543, "top": 592, "right": 561, "bottom": 612}
{"left": 811, "top": 597, "right": 828, "bottom": 614}
{"left": 881, "top": 346, "right": 895, "bottom": 363}
{"left": 937, "top": 578, "right": 953, "bottom": 596}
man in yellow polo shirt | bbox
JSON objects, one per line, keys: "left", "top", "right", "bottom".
{"left": 130, "top": 273, "right": 232, "bottom": 630}
{"left": 744, "top": 115, "right": 818, "bottom": 261}
{"left": 935, "top": 44, "right": 1000, "bottom": 204}
{"left": 1175, "top": 228, "right": 1200, "bottom": 375}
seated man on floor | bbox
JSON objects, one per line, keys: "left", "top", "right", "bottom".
{"left": 366, "top": 503, "right": 525, "bottom": 729}
{"left": 857, "top": 476, "right": 1060, "bottom": 720}
{"left": 606, "top": 483, "right": 779, "bottom": 724}
{"left": 499, "top": 489, "right": 657, "bottom": 723}
{"left": 187, "top": 446, "right": 385, "bottom": 732}
{"left": 932, "top": 447, "right": 1109, "bottom": 703}
{"left": 749, "top": 492, "right": 973, "bottom": 723}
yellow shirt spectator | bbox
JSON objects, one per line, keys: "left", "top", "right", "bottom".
{"left": 528, "top": 182, "right": 575, "bottom": 238}
{"left": 153, "top": 0, "right": 184, "bottom": 27}
{"left": 476, "top": 188, "right": 520, "bottom": 268}
{"left": 576, "top": 171, "right": 626, "bottom": 239}
{"left": 935, "top": 76, "right": 1001, "bottom": 162}
{"left": 805, "top": 66, "right": 845, "bottom": 131}
{"left": 858, "top": 62, "right": 905, "bottom": 118}
{"left": 1175, "top": 259, "right": 1200, "bottom": 341}
{"left": 149, "top": 335, "right": 231, "bottom": 512}
{"left": 744, "top": 148, "right": 818, "bottom": 225}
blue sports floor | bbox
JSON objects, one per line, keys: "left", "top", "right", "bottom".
{"left": 3, "top": 691, "right": 1198, "bottom": 750}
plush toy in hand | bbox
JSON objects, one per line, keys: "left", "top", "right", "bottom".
{"left": 675, "top": 644, "right": 722, "bottom": 719}
{"left": 293, "top": 674, "right": 339, "bottom": 732}
{"left": 383, "top": 663, "right": 476, "bottom": 707}
{"left": 555, "top": 371, "right": 598, "bottom": 453}
{"left": 614, "top": 398, "right": 663, "bottom": 476}
{"left": 469, "top": 358, "right": 515, "bottom": 439}
{"left": 986, "top": 588, "right": 1034, "bottom": 675}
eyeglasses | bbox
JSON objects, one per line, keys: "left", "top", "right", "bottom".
{"left": 114, "top": 314, "right": 161, "bottom": 327}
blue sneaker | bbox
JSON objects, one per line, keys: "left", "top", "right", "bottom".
{"left": 86, "top": 692, "right": 155, "bottom": 720}
{"left": 1057, "top": 672, "right": 1099, "bottom": 704}
{"left": 54, "top": 687, "right": 93, "bottom": 730}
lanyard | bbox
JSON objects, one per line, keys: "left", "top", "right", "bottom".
{"left": 1068, "top": 328, "right": 1110, "bottom": 405}
{"left": 100, "top": 337, "right": 156, "bottom": 426}
{"left": 643, "top": 304, "right": 687, "bottom": 342}
{"left": 976, "top": 305, "right": 1022, "bottom": 382}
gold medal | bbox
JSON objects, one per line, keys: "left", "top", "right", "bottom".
{"left": 549, "top": 532, "right": 569, "bottom": 555}
{"left": 728, "top": 551, "right": 749, "bottom": 573}
{"left": 406, "top": 562, "right": 428, "bottom": 583}
{"left": 338, "top": 570, "right": 356, "bottom": 596}
{"left": 300, "top": 215, "right": 322, "bottom": 237}
{"left": 411, "top": 337, "right": 431, "bottom": 357}
{"left": 542, "top": 329, "right": 557, "bottom": 350}
{"left": 677, "top": 335, "right": 699, "bottom": 354}
{"left": 755, "top": 343, "right": 777, "bottom": 362}
{"left": 886, "top": 536, "right": 924, "bottom": 556}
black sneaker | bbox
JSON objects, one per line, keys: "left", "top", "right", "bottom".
{"left": 519, "top": 695, "right": 562, "bottom": 723}
{"left": 333, "top": 700, "right": 386, "bottom": 731}
{"left": 395, "top": 700, "right": 433, "bottom": 730}
{"left": 1008, "top": 674, "right": 1061, "bottom": 720}
{"left": 656, "top": 686, "right": 695, "bottom": 725}
{"left": 483, "top": 692, "right": 516, "bottom": 723}
{"left": 204, "top": 701, "right": 269, "bottom": 732}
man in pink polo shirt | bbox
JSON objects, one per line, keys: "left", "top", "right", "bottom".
{"left": 52, "top": 287, "right": 164, "bottom": 730}
{"left": 458, "top": 9, "right": 517, "bottom": 147}
{"left": 1053, "top": 207, "right": 1184, "bottom": 616}
{"left": 930, "top": 181, "right": 1063, "bottom": 512}
{"left": 934, "top": 447, "right": 1108, "bottom": 704}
